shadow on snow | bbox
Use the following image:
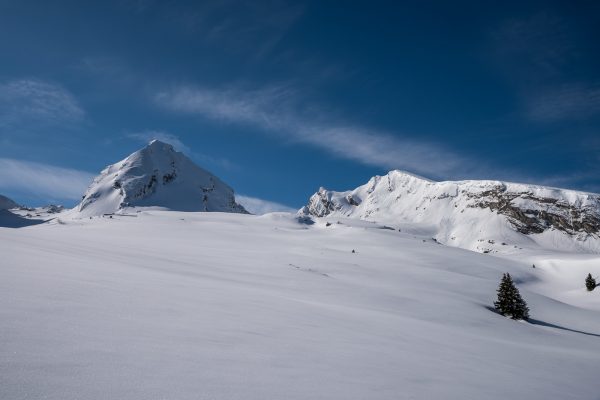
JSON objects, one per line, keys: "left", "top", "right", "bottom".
{"left": 485, "top": 305, "right": 600, "bottom": 338}
{"left": 0, "top": 210, "right": 48, "bottom": 228}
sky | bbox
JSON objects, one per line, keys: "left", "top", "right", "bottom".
{"left": 0, "top": 0, "right": 599, "bottom": 211}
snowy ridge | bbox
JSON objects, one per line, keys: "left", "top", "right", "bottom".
{"left": 74, "top": 140, "right": 247, "bottom": 217}
{"left": 301, "top": 170, "right": 600, "bottom": 253}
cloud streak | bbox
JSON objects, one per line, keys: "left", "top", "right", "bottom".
{"left": 0, "top": 79, "right": 84, "bottom": 127}
{"left": 125, "top": 0, "right": 304, "bottom": 59}
{"left": 127, "top": 130, "right": 238, "bottom": 171}
{"left": 0, "top": 158, "right": 94, "bottom": 202}
{"left": 526, "top": 83, "right": 600, "bottom": 122}
{"left": 128, "top": 130, "right": 192, "bottom": 154}
{"left": 154, "top": 85, "right": 468, "bottom": 178}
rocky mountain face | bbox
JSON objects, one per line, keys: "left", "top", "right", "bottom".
{"left": 464, "top": 185, "right": 600, "bottom": 235}
{"left": 301, "top": 170, "right": 600, "bottom": 253}
{"left": 75, "top": 140, "right": 247, "bottom": 217}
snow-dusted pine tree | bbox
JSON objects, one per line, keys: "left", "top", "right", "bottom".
{"left": 585, "top": 273, "right": 596, "bottom": 291}
{"left": 494, "top": 273, "right": 529, "bottom": 320}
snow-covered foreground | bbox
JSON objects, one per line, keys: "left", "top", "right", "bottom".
{"left": 1, "top": 211, "right": 599, "bottom": 400}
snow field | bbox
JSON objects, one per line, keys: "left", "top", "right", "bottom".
{"left": 1, "top": 211, "right": 599, "bottom": 399}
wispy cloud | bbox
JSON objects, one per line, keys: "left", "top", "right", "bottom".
{"left": 492, "top": 13, "right": 600, "bottom": 122}
{"left": 0, "top": 158, "right": 94, "bottom": 202}
{"left": 127, "top": 129, "right": 237, "bottom": 171}
{"left": 155, "top": 85, "right": 296, "bottom": 126}
{"left": 0, "top": 79, "right": 84, "bottom": 128}
{"left": 203, "top": 1, "right": 304, "bottom": 59}
{"left": 125, "top": 0, "right": 304, "bottom": 59}
{"left": 492, "top": 13, "right": 574, "bottom": 80}
{"left": 75, "top": 56, "right": 138, "bottom": 89}
{"left": 527, "top": 166, "right": 600, "bottom": 194}
{"left": 127, "top": 130, "right": 191, "bottom": 153}
{"left": 236, "top": 194, "right": 295, "bottom": 215}
{"left": 154, "top": 85, "right": 469, "bottom": 178}
{"left": 526, "top": 83, "right": 600, "bottom": 122}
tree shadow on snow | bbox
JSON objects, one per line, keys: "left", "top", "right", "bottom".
{"left": 0, "top": 210, "right": 48, "bottom": 228}
{"left": 484, "top": 306, "right": 600, "bottom": 338}
{"left": 527, "top": 319, "right": 600, "bottom": 338}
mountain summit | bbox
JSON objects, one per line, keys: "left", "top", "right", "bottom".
{"left": 76, "top": 140, "right": 247, "bottom": 217}
{"left": 302, "top": 170, "right": 600, "bottom": 253}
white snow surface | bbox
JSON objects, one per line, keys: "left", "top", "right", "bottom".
{"left": 74, "top": 140, "right": 247, "bottom": 217}
{"left": 1, "top": 210, "right": 600, "bottom": 399}
{"left": 302, "top": 170, "right": 600, "bottom": 254}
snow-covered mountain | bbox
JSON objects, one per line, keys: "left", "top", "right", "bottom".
{"left": 75, "top": 140, "right": 247, "bottom": 217}
{"left": 301, "top": 170, "right": 600, "bottom": 254}
{"left": 0, "top": 194, "right": 18, "bottom": 210}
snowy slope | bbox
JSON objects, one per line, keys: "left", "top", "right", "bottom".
{"left": 1, "top": 211, "right": 599, "bottom": 400}
{"left": 302, "top": 170, "right": 600, "bottom": 254}
{"left": 74, "top": 140, "right": 247, "bottom": 217}
{"left": 0, "top": 194, "right": 18, "bottom": 209}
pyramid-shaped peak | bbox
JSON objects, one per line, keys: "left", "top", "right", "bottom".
{"left": 74, "top": 142, "right": 247, "bottom": 217}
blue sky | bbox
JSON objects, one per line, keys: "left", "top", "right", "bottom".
{"left": 1, "top": 1, "right": 599, "bottom": 210}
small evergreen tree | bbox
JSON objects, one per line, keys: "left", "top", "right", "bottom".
{"left": 585, "top": 273, "right": 596, "bottom": 291}
{"left": 494, "top": 273, "right": 530, "bottom": 320}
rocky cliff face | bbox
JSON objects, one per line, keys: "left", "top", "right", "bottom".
{"left": 301, "top": 171, "right": 600, "bottom": 253}
{"left": 464, "top": 184, "right": 600, "bottom": 235}
{"left": 75, "top": 140, "right": 247, "bottom": 217}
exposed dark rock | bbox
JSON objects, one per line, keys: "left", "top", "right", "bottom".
{"left": 467, "top": 187, "right": 600, "bottom": 236}
{"left": 346, "top": 194, "right": 361, "bottom": 206}
{"left": 162, "top": 170, "right": 177, "bottom": 184}
{"left": 306, "top": 188, "right": 341, "bottom": 217}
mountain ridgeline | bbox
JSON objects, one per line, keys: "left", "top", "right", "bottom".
{"left": 301, "top": 170, "right": 600, "bottom": 253}
{"left": 76, "top": 140, "right": 247, "bottom": 217}
{"left": 11, "top": 140, "right": 600, "bottom": 254}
